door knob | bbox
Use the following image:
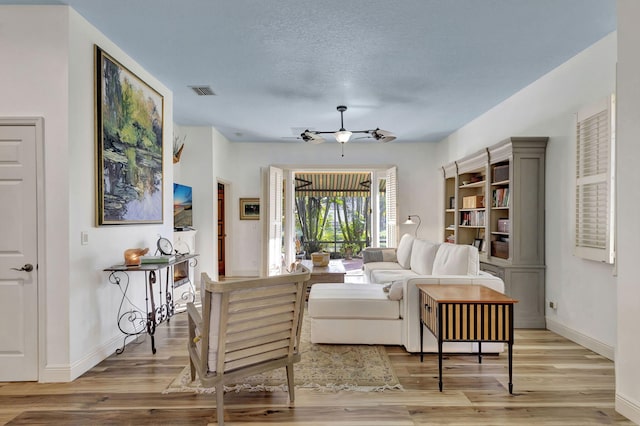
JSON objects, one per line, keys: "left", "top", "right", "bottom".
{"left": 11, "top": 264, "right": 34, "bottom": 272}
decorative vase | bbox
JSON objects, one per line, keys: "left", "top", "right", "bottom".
{"left": 311, "top": 251, "right": 330, "bottom": 267}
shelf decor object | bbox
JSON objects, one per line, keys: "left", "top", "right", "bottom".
{"left": 94, "top": 45, "right": 164, "bottom": 225}
{"left": 123, "top": 247, "right": 149, "bottom": 266}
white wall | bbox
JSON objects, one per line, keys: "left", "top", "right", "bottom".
{"left": 173, "top": 125, "right": 231, "bottom": 282}
{"left": 615, "top": 1, "right": 640, "bottom": 422}
{"left": 0, "top": 5, "right": 72, "bottom": 376}
{"left": 437, "top": 33, "right": 618, "bottom": 356}
{"left": 1, "top": 5, "right": 174, "bottom": 381}
{"left": 67, "top": 8, "right": 174, "bottom": 380}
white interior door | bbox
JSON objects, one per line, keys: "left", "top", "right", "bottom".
{"left": 0, "top": 120, "right": 40, "bottom": 381}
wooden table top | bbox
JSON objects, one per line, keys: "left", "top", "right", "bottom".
{"left": 300, "top": 259, "right": 346, "bottom": 275}
{"left": 417, "top": 284, "right": 518, "bottom": 304}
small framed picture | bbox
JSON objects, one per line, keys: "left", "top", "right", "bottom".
{"left": 239, "top": 198, "right": 260, "bottom": 220}
{"left": 473, "top": 238, "right": 483, "bottom": 250}
{"left": 449, "top": 196, "right": 455, "bottom": 210}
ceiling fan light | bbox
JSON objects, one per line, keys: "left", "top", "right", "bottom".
{"left": 334, "top": 130, "right": 352, "bottom": 143}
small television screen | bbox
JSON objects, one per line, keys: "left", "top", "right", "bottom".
{"left": 173, "top": 183, "right": 193, "bottom": 230}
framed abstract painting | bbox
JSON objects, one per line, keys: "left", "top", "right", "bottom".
{"left": 95, "top": 45, "right": 164, "bottom": 225}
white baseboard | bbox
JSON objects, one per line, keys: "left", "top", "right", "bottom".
{"left": 40, "top": 334, "right": 123, "bottom": 383}
{"left": 39, "top": 363, "right": 72, "bottom": 383}
{"left": 545, "top": 317, "right": 614, "bottom": 360}
{"left": 616, "top": 393, "right": 640, "bottom": 424}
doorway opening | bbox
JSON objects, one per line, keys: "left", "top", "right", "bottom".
{"left": 265, "top": 166, "right": 397, "bottom": 275}
{"left": 293, "top": 171, "right": 389, "bottom": 265}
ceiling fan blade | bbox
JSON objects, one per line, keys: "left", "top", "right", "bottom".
{"left": 300, "top": 130, "right": 326, "bottom": 144}
{"left": 372, "top": 128, "right": 397, "bottom": 143}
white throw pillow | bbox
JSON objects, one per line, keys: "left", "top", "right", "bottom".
{"left": 410, "top": 239, "right": 440, "bottom": 275}
{"left": 396, "top": 233, "right": 415, "bottom": 269}
{"left": 432, "top": 243, "right": 479, "bottom": 275}
{"left": 388, "top": 280, "right": 404, "bottom": 301}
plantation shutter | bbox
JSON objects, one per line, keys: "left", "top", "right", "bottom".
{"left": 267, "top": 166, "right": 284, "bottom": 275}
{"left": 386, "top": 166, "right": 398, "bottom": 247}
{"left": 574, "top": 95, "right": 615, "bottom": 264}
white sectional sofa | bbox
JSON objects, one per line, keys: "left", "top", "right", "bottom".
{"left": 308, "top": 234, "right": 506, "bottom": 353}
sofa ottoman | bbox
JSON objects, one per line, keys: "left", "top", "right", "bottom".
{"left": 308, "top": 283, "right": 403, "bottom": 345}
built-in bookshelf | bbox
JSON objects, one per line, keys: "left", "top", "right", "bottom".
{"left": 442, "top": 163, "right": 457, "bottom": 244}
{"left": 490, "top": 161, "right": 510, "bottom": 259}
{"left": 442, "top": 137, "right": 548, "bottom": 328}
{"left": 455, "top": 150, "right": 489, "bottom": 252}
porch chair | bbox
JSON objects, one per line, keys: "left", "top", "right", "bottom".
{"left": 186, "top": 267, "right": 310, "bottom": 425}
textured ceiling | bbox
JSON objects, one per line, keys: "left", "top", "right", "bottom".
{"left": 2, "top": 0, "right": 616, "bottom": 143}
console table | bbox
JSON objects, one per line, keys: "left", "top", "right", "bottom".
{"left": 104, "top": 253, "right": 198, "bottom": 355}
{"left": 417, "top": 284, "right": 518, "bottom": 393}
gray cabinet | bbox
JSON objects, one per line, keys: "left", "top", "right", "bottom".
{"left": 444, "top": 137, "right": 547, "bottom": 328}
{"left": 479, "top": 262, "right": 546, "bottom": 328}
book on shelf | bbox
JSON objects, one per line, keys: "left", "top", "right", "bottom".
{"left": 140, "top": 255, "right": 176, "bottom": 264}
{"left": 460, "top": 210, "right": 485, "bottom": 226}
{"left": 492, "top": 188, "right": 510, "bottom": 208}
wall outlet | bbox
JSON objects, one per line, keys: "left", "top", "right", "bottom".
{"left": 81, "top": 231, "right": 89, "bottom": 245}
{"left": 549, "top": 301, "right": 557, "bottom": 309}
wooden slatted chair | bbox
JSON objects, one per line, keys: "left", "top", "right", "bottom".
{"left": 186, "top": 267, "right": 310, "bottom": 425}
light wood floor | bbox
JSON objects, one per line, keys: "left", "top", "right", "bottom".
{"left": 0, "top": 313, "right": 633, "bottom": 425}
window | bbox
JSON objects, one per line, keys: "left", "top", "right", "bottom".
{"left": 574, "top": 94, "right": 615, "bottom": 264}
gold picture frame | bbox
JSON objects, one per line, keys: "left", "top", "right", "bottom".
{"left": 239, "top": 198, "right": 260, "bottom": 220}
{"left": 95, "top": 45, "right": 164, "bottom": 225}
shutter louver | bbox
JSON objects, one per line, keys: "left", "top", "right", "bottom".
{"left": 574, "top": 95, "right": 615, "bottom": 263}
{"left": 386, "top": 166, "right": 398, "bottom": 247}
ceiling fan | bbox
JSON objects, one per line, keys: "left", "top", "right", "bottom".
{"left": 299, "top": 105, "right": 397, "bottom": 145}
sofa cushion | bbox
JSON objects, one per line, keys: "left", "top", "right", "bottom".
{"left": 396, "top": 233, "right": 415, "bottom": 269}
{"left": 362, "top": 247, "right": 397, "bottom": 264}
{"left": 410, "top": 239, "right": 440, "bottom": 275}
{"left": 432, "top": 243, "right": 479, "bottom": 275}
{"left": 370, "top": 268, "right": 417, "bottom": 285}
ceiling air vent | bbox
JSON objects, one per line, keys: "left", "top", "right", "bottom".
{"left": 189, "top": 85, "right": 215, "bottom": 96}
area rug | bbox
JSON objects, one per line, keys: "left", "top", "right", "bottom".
{"left": 164, "top": 315, "right": 403, "bottom": 394}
